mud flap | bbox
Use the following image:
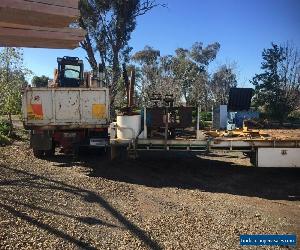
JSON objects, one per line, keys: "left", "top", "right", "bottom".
{"left": 30, "top": 133, "right": 52, "bottom": 151}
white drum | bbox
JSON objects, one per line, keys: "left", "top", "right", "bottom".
{"left": 116, "top": 115, "right": 141, "bottom": 139}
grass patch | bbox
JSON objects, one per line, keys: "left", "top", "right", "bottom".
{"left": 0, "top": 134, "right": 11, "bottom": 146}
{"left": 11, "top": 129, "right": 29, "bottom": 142}
{"left": 0, "top": 119, "right": 12, "bottom": 136}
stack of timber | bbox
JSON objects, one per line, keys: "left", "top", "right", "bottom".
{"left": 0, "top": 0, "right": 85, "bottom": 49}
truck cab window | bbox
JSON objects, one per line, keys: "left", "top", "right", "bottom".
{"left": 64, "top": 65, "right": 80, "bottom": 79}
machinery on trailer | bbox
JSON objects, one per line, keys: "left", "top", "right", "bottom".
{"left": 22, "top": 56, "right": 110, "bottom": 157}
{"left": 110, "top": 91, "right": 300, "bottom": 168}
{"left": 23, "top": 60, "right": 300, "bottom": 168}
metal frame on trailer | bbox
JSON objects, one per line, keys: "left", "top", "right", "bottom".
{"left": 131, "top": 138, "right": 300, "bottom": 167}
{"left": 111, "top": 136, "right": 300, "bottom": 167}
{"left": 110, "top": 107, "right": 300, "bottom": 167}
{"left": 134, "top": 138, "right": 300, "bottom": 151}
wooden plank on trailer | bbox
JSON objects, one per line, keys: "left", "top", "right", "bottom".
{"left": 0, "top": 0, "right": 79, "bottom": 16}
{"left": 0, "top": 36, "right": 82, "bottom": 48}
{"left": 0, "top": 22, "right": 86, "bottom": 37}
{"left": 0, "top": 10, "right": 75, "bottom": 28}
{"left": 0, "top": 0, "right": 79, "bottom": 28}
{"left": 0, "top": 42, "right": 79, "bottom": 49}
{"left": 0, "top": 36, "right": 80, "bottom": 46}
{"left": 0, "top": 37, "right": 79, "bottom": 49}
{"left": 0, "top": 27, "right": 85, "bottom": 42}
{"left": 24, "top": 0, "right": 79, "bottom": 9}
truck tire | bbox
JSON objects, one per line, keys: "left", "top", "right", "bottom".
{"left": 44, "top": 149, "right": 54, "bottom": 157}
{"left": 44, "top": 144, "right": 55, "bottom": 157}
{"left": 110, "top": 145, "right": 127, "bottom": 160}
{"left": 33, "top": 149, "right": 44, "bottom": 158}
{"left": 249, "top": 151, "right": 257, "bottom": 166}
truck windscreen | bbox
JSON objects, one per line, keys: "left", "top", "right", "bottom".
{"left": 64, "top": 65, "right": 81, "bottom": 79}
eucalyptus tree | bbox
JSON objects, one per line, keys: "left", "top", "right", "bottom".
{"left": 172, "top": 42, "right": 220, "bottom": 108}
{"left": 132, "top": 46, "right": 161, "bottom": 104}
{"left": 79, "top": 0, "right": 162, "bottom": 106}
{"left": 133, "top": 42, "right": 222, "bottom": 108}
{"left": 210, "top": 64, "right": 237, "bottom": 105}
{"left": 0, "top": 47, "right": 31, "bottom": 133}
{"left": 252, "top": 42, "right": 300, "bottom": 121}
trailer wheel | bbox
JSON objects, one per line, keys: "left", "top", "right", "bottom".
{"left": 243, "top": 152, "right": 251, "bottom": 157}
{"left": 33, "top": 149, "right": 44, "bottom": 158}
{"left": 47, "top": 142, "right": 56, "bottom": 157}
{"left": 110, "top": 145, "right": 127, "bottom": 160}
{"left": 249, "top": 152, "right": 257, "bottom": 166}
{"left": 44, "top": 146, "right": 55, "bottom": 157}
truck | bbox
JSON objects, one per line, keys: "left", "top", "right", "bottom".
{"left": 22, "top": 56, "right": 110, "bottom": 157}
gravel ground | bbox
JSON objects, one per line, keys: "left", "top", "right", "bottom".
{"left": 0, "top": 141, "right": 299, "bottom": 249}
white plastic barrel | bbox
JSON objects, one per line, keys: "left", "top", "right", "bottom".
{"left": 116, "top": 115, "right": 141, "bottom": 139}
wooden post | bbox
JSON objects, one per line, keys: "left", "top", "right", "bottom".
{"left": 129, "top": 68, "right": 135, "bottom": 107}
{"left": 122, "top": 63, "right": 130, "bottom": 107}
{"left": 196, "top": 106, "right": 200, "bottom": 139}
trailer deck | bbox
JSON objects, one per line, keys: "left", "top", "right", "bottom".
{"left": 110, "top": 135, "right": 300, "bottom": 167}
{"left": 134, "top": 138, "right": 300, "bottom": 151}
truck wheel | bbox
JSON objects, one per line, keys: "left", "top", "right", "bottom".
{"left": 33, "top": 149, "right": 44, "bottom": 158}
{"left": 44, "top": 144, "right": 55, "bottom": 157}
{"left": 110, "top": 145, "right": 127, "bottom": 160}
{"left": 44, "top": 149, "right": 54, "bottom": 157}
{"left": 249, "top": 152, "right": 257, "bottom": 166}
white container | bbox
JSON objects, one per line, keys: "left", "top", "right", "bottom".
{"left": 213, "top": 105, "right": 228, "bottom": 129}
{"left": 109, "top": 122, "right": 117, "bottom": 139}
{"left": 257, "top": 148, "right": 300, "bottom": 167}
{"left": 117, "top": 115, "right": 141, "bottom": 139}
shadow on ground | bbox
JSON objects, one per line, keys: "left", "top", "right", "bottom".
{"left": 49, "top": 150, "right": 300, "bottom": 201}
{"left": 0, "top": 164, "right": 162, "bottom": 250}
{"left": 0, "top": 147, "right": 299, "bottom": 249}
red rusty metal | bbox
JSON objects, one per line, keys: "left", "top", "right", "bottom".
{"left": 52, "top": 130, "right": 85, "bottom": 153}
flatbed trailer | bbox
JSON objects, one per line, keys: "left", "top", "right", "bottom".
{"left": 110, "top": 106, "right": 300, "bottom": 167}
{"left": 110, "top": 137, "right": 300, "bottom": 167}
{"left": 134, "top": 138, "right": 300, "bottom": 151}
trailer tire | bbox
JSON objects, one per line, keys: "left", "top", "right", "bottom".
{"left": 33, "top": 149, "right": 44, "bottom": 158}
{"left": 110, "top": 145, "right": 127, "bottom": 160}
{"left": 249, "top": 152, "right": 257, "bottom": 166}
{"left": 44, "top": 146, "right": 55, "bottom": 157}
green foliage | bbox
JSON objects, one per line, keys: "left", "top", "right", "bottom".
{"left": 210, "top": 64, "right": 237, "bottom": 105}
{"left": 32, "top": 75, "right": 49, "bottom": 87}
{"left": 132, "top": 42, "right": 237, "bottom": 110}
{"left": 252, "top": 42, "right": 300, "bottom": 121}
{"left": 172, "top": 42, "right": 221, "bottom": 106}
{"left": 288, "top": 110, "right": 300, "bottom": 121}
{"left": 0, "top": 134, "right": 11, "bottom": 146}
{"left": 132, "top": 46, "right": 160, "bottom": 65}
{"left": 114, "top": 76, "right": 128, "bottom": 108}
{"left": 200, "top": 112, "right": 212, "bottom": 121}
{"left": 0, "top": 119, "right": 12, "bottom": 136}
{"left": 252, "top": 44, "right": 281, "bottom": 119}
{"left": 189, "top": 42, "right": 220, "bottom": 66}
{"left": 79, "top": 0, "right": 161, "bottom": 106}
{"left": 0, "top": 47, "right": 31, "bottom": 132}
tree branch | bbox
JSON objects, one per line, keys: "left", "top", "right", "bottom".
{"left": 80, "top": 33, "right": 98, "bottom": 72}
{"left": 134, "top": 1, "right": 166, "bottom": 18}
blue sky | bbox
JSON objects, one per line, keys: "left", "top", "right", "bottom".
{"left": 23, "top": 0, "right": 300, "bottom": 86}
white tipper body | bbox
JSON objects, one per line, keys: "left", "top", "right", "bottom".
{"left": 22, "top": 87, "right": 110, "bottom": 129}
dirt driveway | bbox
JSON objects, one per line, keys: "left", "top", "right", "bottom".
{"left": 0, "top": 141, "right": 299, "bottom": 249}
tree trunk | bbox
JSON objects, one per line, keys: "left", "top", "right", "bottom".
{"left": 111, "top": 52, "right": 120, "bottom": 106}
{"left": 80, "top": 34, "right": 98, "bottom": 72}
{"left": 8, "top": 112, "right": 13, "bottom": 136}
